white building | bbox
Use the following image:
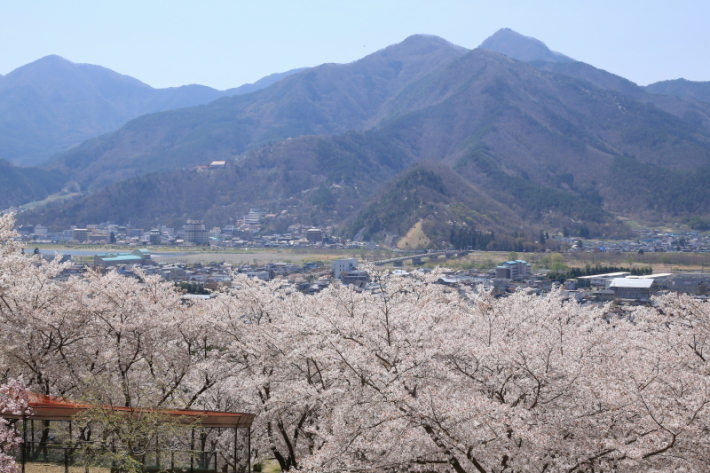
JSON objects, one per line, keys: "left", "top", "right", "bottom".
{"left": 578, "top": 272, "right": 631, "bottom": 288}
{"left": 244, "top": 209, "right": 264, "bottom": 225}
{"left": 494, "top": 260, "right": 531, "bottom": 280}
{"left": 609, "top": 278, "right": 657, "bottom": 299}
{"left": 332, "top": 259, "right": 358, "bottom": 279}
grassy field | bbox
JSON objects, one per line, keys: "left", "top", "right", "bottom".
{"left": 414, "top": 250, "right": 710, "bottom": 273}
{"left": 33, "top": 244, "right": 400, "bottom": 265}
{"left": 30, "top": 242, "right": 710, "bottom": 273}
{"left": 24, "top": 463, "right": 109, "bottom": 473}
{"left": 535, "top": 251, "right": 710, "bottom": 273}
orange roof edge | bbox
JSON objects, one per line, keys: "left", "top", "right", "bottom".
{"left": 3, "top": 392, "right": 254, "bottom": 428}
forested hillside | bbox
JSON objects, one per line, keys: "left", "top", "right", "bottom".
{"left": 48, "top": 35, "right": 466, "bottom": 188}
{"left": 0, "top": 159, "right": 66, "bottom": 208}
{"left": 14, "top": 30, "right": 710, "bottom": 245}
{"left": 645, "top": 78, "right": 710, "bottom": 104}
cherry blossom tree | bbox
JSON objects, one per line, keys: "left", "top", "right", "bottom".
{"left": 208, "top": 272, "right": 710, "bottom": 472}
{"left": 3, "top": 211, "right": 710, "bottom": 472}
{"left": 0, "top": 378, "right": 29, "bottom": 473}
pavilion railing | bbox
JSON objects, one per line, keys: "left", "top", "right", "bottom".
{"left": 18, "top": 441, "right": 219, "bottom": 473}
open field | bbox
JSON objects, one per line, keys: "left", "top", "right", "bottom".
{"left": 32, "top": 244, "right": 400, "bottom": 266}
{"left": 24, "top": 463, "right": 109, "bottom": 473}
{"left": 29, "top": 243, "right": 710, "bottom": 273}
{"left": 414, "top": 250, "right": 710, "bottom": 273}
{"left": 535, "top": 251, "right": 710, "bottom": 273}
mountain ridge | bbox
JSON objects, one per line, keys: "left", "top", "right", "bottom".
{"left": 0, "top": 55, "right": 304, "bottom": 166}
{"left": 48, "top": 34, "right": 468, "bottom": 188}
{"left": 645, "top": 78, "right": 710, "bottom": 105}
{"left": 13, "top": 30, "right": 710, "bottom": 245}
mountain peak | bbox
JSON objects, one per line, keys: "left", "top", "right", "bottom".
{"left": 373, "top": 34, "right": 468, "bottom": 60}
{"left": 479, "top": 28, "right": 573, "bottom": 63}
{"left": 401, "top": 34, "right": 467, "bottom": 50}
{"left": 36, "top": 54, "right": 71, "bottom": 63}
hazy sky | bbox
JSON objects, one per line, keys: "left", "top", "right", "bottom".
{"left": 1, "top": 0, "right": 708, "bottom": 90}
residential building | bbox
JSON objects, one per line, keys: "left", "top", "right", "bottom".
{"left": 72, "top": 228, "right": 88, "bottom": 243}
{"left": 246, "top": 270, "right": 270, "bottom": 281}
{"left": 184, "top": 219, "right": 209, "bottom": 245}
{"left": 341, "top": 269, "right": 369, "bottom": 288}
{"left": 244, "top": 209, "right": 264, "bottom": 225}
{"left": 306, "top": 228, "right": 323, "bottom": 243}
{"left": 87, "top": 230, "right": 109, "bottom": 244}
{"left": 494, "top": 260, "right": 531, "bottom": 280}
{"left": 332, "top": 259, "right": 358, "bottom": 279}
{"left": 149, "top": 229, "right": 162, "bottom": 245}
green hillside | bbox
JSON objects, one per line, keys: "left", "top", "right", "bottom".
{"left": 0, "top": 159, "right": 67, "bottom": 209}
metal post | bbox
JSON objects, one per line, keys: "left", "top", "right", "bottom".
{"left": 201, "top": 430, "right": 207, "bottom": 470}
{"left": 22, "top": 419, "right": 27, "bottom": 473}
{"left": 247, "top": 428, "right": 251, "bottom": 473}
{"left": 156, "top": 434, "right": 160, "bottom": 471}
{"left": 64, "top": 446, "right": 69, "bottom": 473}
{"left": 191, "top": 428, "right": 195, "bottom": 473}
{"left": 68, "top": 421, "right": 73, "bottom": 468}
{"left": 233, "top": 428, "right": 237, "bottom": 473}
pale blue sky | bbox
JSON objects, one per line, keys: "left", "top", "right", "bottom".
{"left": 1, "top": 0, "right": 707, "bottom": 89}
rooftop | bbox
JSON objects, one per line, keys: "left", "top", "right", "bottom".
{"left": 100, "top": 255, "right": 143, "bottom": 262}
{"left": 578, "top": 272, "right": 630, "bottom": 280}
{"left": 2, "top": 392, "right": 253, "bottom": 428}
{"left": 610, "top": 278, "right": 655, "bottom": 289}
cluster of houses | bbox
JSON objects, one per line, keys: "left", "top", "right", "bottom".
{"left": 441, "top": 261, "right": 710, "bottom": 304}
{"left": 559, "top": 229, "right": 710, "bottom": 253}
{"left": 46, "top": 245, "right": 710, "bottom": 306}
{"left": 15, "top": 212, "right": 710, "bottom": 254}
{"left": 13, "top": 216, "right": 373, "bottom": 249}
{"left": 66, "top": 250, "right": 370, "bottom": 295}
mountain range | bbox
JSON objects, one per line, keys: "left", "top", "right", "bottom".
{"left": 8, "top": 28, "right": 710, "bottom": 247}
{"left": 0, "top": 55, "right": 304, "bottom": 166}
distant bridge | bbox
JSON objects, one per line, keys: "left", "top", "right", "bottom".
{"left": 372, "top": 250, "right": 470, "bottom": 267}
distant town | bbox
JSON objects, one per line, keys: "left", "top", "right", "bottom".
{"left": 14, "top": 203, "right": 710, "bottom": 254}
{"left": 13, "top": 209, "right": 710, "bottom": 309}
